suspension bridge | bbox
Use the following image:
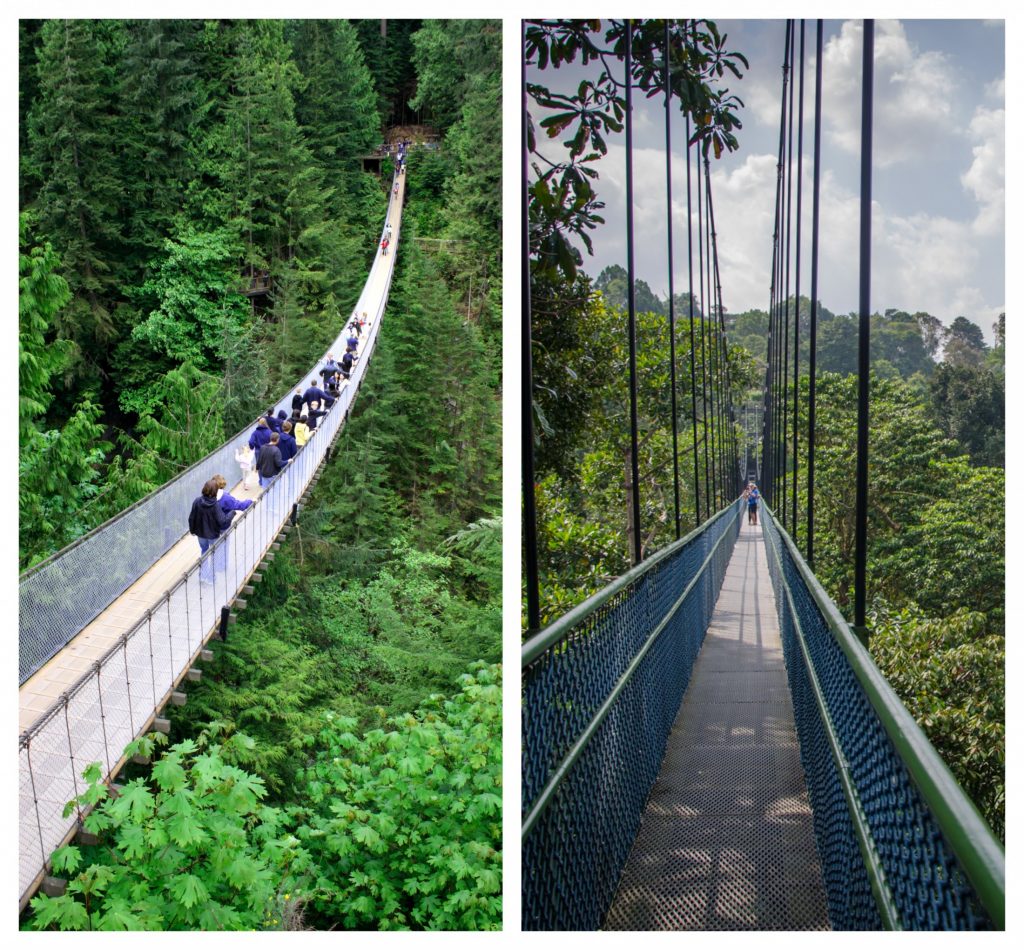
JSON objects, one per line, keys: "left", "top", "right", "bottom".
{"left": 18, "top": 166, "right": 406, "bottom": 908}
{"left": 522, "top": 20, "right": 1004, "bottom": 931}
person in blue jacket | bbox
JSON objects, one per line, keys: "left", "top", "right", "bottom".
{"left": 188, "top": 478, "right": 236, "bottom": 583}
{"left": 303, "top": 379, "right": 326, "bottom": 413}
{"left": 265, "top": 409, "right": 282, "bottom": 434}
{"left": 278, "top": 421, "right": 297, "bottom": 462}
{"left": 248, "top": 417, "right": 272, "bottom": 453}
{"left": 213, "top": 474, "right": 252, "bottom": 515}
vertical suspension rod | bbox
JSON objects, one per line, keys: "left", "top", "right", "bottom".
{"left": 793, "top": 19, "right": 806, "bottom": 534}
{"left": 521, "top": 21, "right": 540, "bottom": 631}
{"left": 782, "top": 19, "right": 795, "bottom": 529}
{"left": 664, "top": 21, "right": 681, "bottom": 539}
{"left": 854, "top": 19, "right": 874, "bottom": 629}
{"left": 684, "top": 43, "right": 702, "bottom": 526}
{"left": 696, "top": 133, "right": 712, "bottom": 516}
{"left": 807, "top": 19, "right": 824, "bottom": 567}
{"left": 625, "top": 21, "right": 643, "bottom": 565}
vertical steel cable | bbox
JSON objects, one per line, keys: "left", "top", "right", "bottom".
{"left": 521, "top": 21, "right": 540, "bottom": 630}
{"left": 701, "top": 157, "right": 717, "bottom": 509}
{"left": 782, "top": 19, "right": 795, "bottom": 529}
{"left": 808, "top": 19, "right": 824, "bottom": 567}
{"left": 664, "top": 21, "right": 681, "bottom": 539}
{"left": 684, "top": 43, "right": 702, "bottom": 526}
{"left": 793, "top": 19, "right": 805, "bottom": 535}
{"left": 855, "top": 19, "right": 874, "bottom": 629}
{"left": 705, "top": 158, "right": 726, "bottom": 507}
{"left": 695, "top": 129, "right": 711, "bottom": 514}
{"left": 625, "top": 21, "right": 643, "bottom": 564}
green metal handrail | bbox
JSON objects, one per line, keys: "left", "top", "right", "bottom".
{"left": 762, "top": 504, "right": 1005, "bottom": 929}
{"left": 522, "top": 500, "right": 740, "bottom": 839}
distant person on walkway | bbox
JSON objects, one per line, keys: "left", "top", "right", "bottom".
{"left": 348, "top": 314, "right": 361, "bottom": 337}
{"left": 256, "top": 432, "right": 288, "bottom": 487}
{"left": 188, "top": 478, "right": 235, "bottom": 583}
{"left": 321, "top": 355, "right": 341, "bottom": 387}
{"left": 248, "top": 417, "right": 272, "bottom": 453}
{"left": 385, "top": 222, "right": 392, "bottom": 241}
{"left": 381, "top": 237, "right": 389, "bottom": 256}
{"left": 346, "top": 332, "right": 359, "bottom": 353}
{"left": 747, "top": 484, "right": 760, "bottom": 526}
{"left": 394, "top": 181, "right": 399, "bottom": 196}
{"left": 214, "top": 474, "right": 253, "bottom": 514}
{"left": 292, "top": 386, "right": 305, "bottom": 416}
{"left": 294, "top": 415, "right": 311, "bottom": 446}
{"left": 265, "top": 409, "right": 282, "bottom": 434}
{"left": 278, "top": 421, "right": 298, "bottom": 462}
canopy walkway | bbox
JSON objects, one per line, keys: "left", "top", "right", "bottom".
{"left": 521, "top": 500, "right": 1004, "bottom": 930}
{"left": 18, "top": 167, "right": 406, "bottom": 907}
{"left": 522, "top": 19, "right": 1004, "bottom": 929}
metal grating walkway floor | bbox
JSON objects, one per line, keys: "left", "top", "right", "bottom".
{"left": 604, "top": 517, "right": 830, "bottom": 930}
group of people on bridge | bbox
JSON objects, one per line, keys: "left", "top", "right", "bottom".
{"left": 187, "top": 312, "right": 369, "bottom": 576}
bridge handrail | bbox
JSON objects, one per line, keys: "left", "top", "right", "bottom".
{"left": 521, "top": 498, "right": 743, "bottom": 930}
{"left": 761, "top": 503, "right": 1004, "bottom": 930}
{"left": 18, "top": 176, "right": 402, "bottom": 684}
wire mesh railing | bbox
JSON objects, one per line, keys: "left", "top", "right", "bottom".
{"left": 521, "top": 498, "right": 743, "bottom": 930}
{"left": 760, "top": 504, "right": 1004, "bottom": 930}
{"left": 18, "top": 177, "right": 403, "bottom": 685}
{"left": 18, "top": 171, "right": 404, "bottom": 905}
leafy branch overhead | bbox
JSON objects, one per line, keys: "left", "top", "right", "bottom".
{"left": 525, "top": 19, "right": 748, "bottom": 282}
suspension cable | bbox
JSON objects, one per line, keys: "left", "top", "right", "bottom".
{"left": 807, "top": 19, "right": 824, "bottom": 567}
{"left": 522, "top": 20, "right": 540, "bottom": 631}
{"left": 664, "top": 21, "right": 681, "bottom": 539}
{"left": 793, "top": 19, "right": 806, "bottom": 535}
{"left": 782, "top": 18, "right": 795, "bottom": 529}
{"left": 625, "top": 20, "right": 643, "bottom": 565}
{"left": 695, "top": 106, "right": 712, "bottom": 517}
{"left": 854, "top": 19, "right": 874, "bottom": 630}
{"left": 684, "top": 27, "right": 702, "bottom": 526}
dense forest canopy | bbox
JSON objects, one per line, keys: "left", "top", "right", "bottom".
{"left": 22, "top": 18, "right": 502, "bottom": 931}
{"left": 526, "top": 19, "right": 1003, "bottom": 839}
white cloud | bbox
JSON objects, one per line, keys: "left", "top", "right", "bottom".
{"left": 962, "top": 106, "right": 1004, "bottom": 237}
{"left": 985, "top": 76, "right": 1005, "bottom": 102}
{"left": 698, "top": 153, "right": 998, "bottom": 331}
{"left": 823, "top": 19, "right": 959, "bottom": 168}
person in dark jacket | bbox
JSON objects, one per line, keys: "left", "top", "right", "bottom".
{"left": 265, "top": 410, "right": 282, "bottom": 434}
{"left": 256, "top": 432, "right": 288, "bottom": 487}
{"left": 340, "top": 350, "right": 356, "bottom": 380}
{"left": 321, "top": 355, "right": 341, "bottom": 385}
{"left": 291, "top": 387, "right": 305, "bottom": 416}
{"left": 278, "top": 421, "right": 297, "bottom": 462}
{"left": 303, "top": 379, "right": 326, "bottom": 413}
{"left": 189, "top": 478, "right": 235, "bottom": 582}
{"left": 306, "top": 405, "right": 327, "bottom": 430}
{"left": 346, "top": 332, "right": 359, "bottom": 352}
{"left": 248, "top": 418, "right": 272, "bottom": 452}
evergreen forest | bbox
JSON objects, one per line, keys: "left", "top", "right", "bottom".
{"left": 526, "top": 20, "right": 1004, "bottom": 843}
{"left": 21, "top": 18, "right": 502, "bottom": 930}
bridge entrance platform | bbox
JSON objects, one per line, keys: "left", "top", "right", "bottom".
{"left": 605, "top": 517, "right": 829, "bottom": 930}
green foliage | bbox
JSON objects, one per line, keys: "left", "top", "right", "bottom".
{"left": 929, "top": 362, "right": 1004, "bottom": 467}
{"left": 290, "top": 664, "right": 502, "bottom": 930}
{"left": 27, "top": 728, "right": 301, "bottom": 931}
{"left": 526, "top": 19, "right": 747, "bottom": 283}
{"left": 870, "top": 606, "right": 1004, "bottom": 841}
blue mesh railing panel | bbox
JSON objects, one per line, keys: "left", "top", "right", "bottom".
{"left": 522, "top": 500, "right": 742, "bottom": 930}
{"left": 18, "top": 177, "right": 403, "bottom": 684}
{"left": 761, "top": 507, "right": 1001, "bottom": 930}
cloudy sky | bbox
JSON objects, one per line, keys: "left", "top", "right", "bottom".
{"left": 528, "top": 18, "right": 1005, "bottom": 340}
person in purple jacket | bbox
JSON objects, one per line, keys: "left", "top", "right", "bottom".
{"left": 188, "top": 478, "right": 236, "bottom": 584}
{"left": 277, "top": 421, "right": 297, "bottom": 462}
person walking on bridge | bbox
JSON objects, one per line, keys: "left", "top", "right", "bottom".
{"left": 746, "top": 483, "right": 760, "bottom": 526}
{"left": 248, "top": 417, "right": 272, "bottom": 453}
{"left": 303, "top": 379, "right": 327, "bottom": 414}
{"left": 189, "top": 478, "right": 236, "bottom": 584}
{"left": 213, "top": 474, "right": 253, "bottom": 515}
{"left": 256, "top": 432, "right": 288, "bottom": 488}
